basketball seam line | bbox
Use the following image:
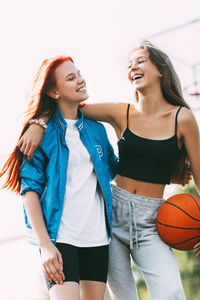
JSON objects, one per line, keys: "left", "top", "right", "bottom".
{"left": 166, "top": 235, "right": 200, "bottom": 246}
{"left": 188, "top": 194, "right": 200, "bottom": 211}
{"left": 156, "top": 219, "right": 200, "bottom": 230}
{"left": 164, "top": 202, "right": 200, "bottom": 222}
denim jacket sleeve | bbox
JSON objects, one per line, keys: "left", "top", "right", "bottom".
{"left": 19, "top": 148, "right": 48, "bottom": 197}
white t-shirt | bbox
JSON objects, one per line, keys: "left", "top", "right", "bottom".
{"left": 56, "top": 119, "right": 109, "bottom": 247}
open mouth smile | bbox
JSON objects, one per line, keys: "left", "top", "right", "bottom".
{"left": 131, "top": 73, "right": 144, "bottom": 81}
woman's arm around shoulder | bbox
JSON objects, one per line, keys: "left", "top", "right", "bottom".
{"left": 80, "top": 102, "right": 133, "bottom": 139}
{"left": 17, "top": 116, "right": 52, "bottom": 161}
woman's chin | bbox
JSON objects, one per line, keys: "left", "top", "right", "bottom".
{"left": 81, "top": 93, "right": 89, "bottom": 101}
{"left": 134, "top": 85, "right": 146, "bottom": 93}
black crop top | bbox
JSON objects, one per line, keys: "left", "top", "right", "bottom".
{"left": 117, "top": 104, "right": 182, "bottom": 184}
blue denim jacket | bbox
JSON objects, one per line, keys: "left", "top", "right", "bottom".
{"left": 20, "top": 107, "right": 118, "bottom": 245}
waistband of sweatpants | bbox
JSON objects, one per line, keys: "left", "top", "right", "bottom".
{"left": 111, "top": 184, "right": 164, "bottom": 208}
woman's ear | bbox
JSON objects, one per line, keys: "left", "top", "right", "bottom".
{"left": 47, "top": 89, "right": 60, "bottom": 99}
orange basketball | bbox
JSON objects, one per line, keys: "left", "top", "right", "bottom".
{"left": 156, "top": 193, "right": 200, "bottom": 250}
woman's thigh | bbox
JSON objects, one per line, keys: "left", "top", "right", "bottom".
{"left": 106, "top": 235, "right": 139, "bottom": 300}
{"left": 49, "top": 281, "right": 80, "bottom": 300}
{"left": 131, "top": 235, "right": 185, "bottom": 300}
{"left": 79, "top": 245, "right": 109, "bottom": 300}
{"left": 80, "top": 281, "right": 106, "bottom": 300}
{"left": 79, "top": 245, "right": 109, "bottom": 283}
{"left": 43, "top": 243, "right": 80, "bottom": 290}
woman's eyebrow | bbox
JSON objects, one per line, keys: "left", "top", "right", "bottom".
{"left": 128, "top": 56, "right": 147, "bottom": 65}
{"left": 65, "top": 70, "right": 80, "bottom": 79}
{"left": 65, "top": 73, "right": 74, "bottom": 79}
{"left": 136, "top": 56, "right": 147, "bottom": 60}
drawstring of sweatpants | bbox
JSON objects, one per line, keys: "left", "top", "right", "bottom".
{"left": 128, "top": 200, "right": 139, "bottom": 249}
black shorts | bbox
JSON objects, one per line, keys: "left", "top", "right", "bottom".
{"left": 42, "top": 243, "right": 109, "bottom": 290}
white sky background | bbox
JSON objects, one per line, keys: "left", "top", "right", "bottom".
{"left": 0, "top": 0, "right": 200, "bottom": 153}
{"left": 0, "top": 1, "right": 200, "bottom": 299}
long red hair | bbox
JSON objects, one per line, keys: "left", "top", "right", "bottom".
{"left": 0, "top": 56, "right": 73, "bottom": 194}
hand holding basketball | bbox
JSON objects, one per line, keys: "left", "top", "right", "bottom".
{"left": 193, "top": 241, "right": 200, "bottom": 258}
{"left": 156, "top": 193, "right": 200, "bottom": 252}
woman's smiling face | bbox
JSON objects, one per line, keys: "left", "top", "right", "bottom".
{"left": 49, "top": 61, "right": 89, "bottom": 104}
{"left": 128, "top": 48, "right": 162, "bottom": 91}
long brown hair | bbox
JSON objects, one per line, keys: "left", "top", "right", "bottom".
{"left": 0, "top": 56, "right": 73, "bottom": 194}
{"left": 131, "top": 41, "right": 190, "bottom": 185}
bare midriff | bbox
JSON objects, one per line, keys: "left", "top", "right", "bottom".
{"left": 114, "top": 174, "right": 165, "bottom": 198}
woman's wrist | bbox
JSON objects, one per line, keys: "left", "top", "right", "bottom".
{"left": 29, "top": 119, "right": 47, "bottom": 132}
{"left": 38, "top": 237, "right": 53, "bottom": 248}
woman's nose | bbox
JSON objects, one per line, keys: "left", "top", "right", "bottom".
{"left": 131, "top": 62, "right": 139, "bottom": 70}
{"left": 78, "top": 76, "right": 85, "bottom": 84}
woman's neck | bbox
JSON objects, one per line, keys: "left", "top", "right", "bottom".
{"left": 136, "top": 86, "right": 168, "bottom": 115}
{"left": 57, "top": 100, "right": 79, "bottom": 119}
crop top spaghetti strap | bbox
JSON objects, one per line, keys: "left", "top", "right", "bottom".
{"left": 117, "top": 104, "right": 182, "bottom": 184}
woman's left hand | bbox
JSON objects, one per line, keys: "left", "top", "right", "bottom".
{"left": 193, "top": 242, "right": 200, "bottom": 258}
{"left": 182, "top": 165, "right": 192, "bottom": 186}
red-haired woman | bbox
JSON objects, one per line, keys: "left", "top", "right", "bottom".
{"left": 0, "top": 56, "right": 118, "bottom": 300}
{"left": 11, "top": 42, "right": 200, "bottom": 300}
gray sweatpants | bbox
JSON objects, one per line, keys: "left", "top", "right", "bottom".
{"left": 105, "top": 185, "right": 185, "bottom": 300}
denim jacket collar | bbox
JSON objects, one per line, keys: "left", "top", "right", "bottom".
{"left": 54, "top": 106, "right": 85, "bottom": 133}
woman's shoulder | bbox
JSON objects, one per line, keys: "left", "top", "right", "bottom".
{"left": 113, "top": 102, "right": 135, "bottom": 111}
{"left": 45, "top": 119, "right": 56, "bottom": 134}
{"left": 84, "top": 118, "right": 105, "bottom": 131}
{"left": 109, "top": 102, "right": 136, "bottom": 123}
{"left": 178, "top": 107, "right": 198, "bottom": 134}
{"left": 41, "top": 119, "right": 57, "bottom": 146}
{"left": 179, "top": 107, "right": 196, "bottom": 123}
